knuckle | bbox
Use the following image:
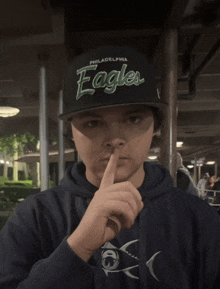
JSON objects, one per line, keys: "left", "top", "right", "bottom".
{"left": 125, "top": 181, "right": 133, "bottom": 188}
{"left": 127, "top": 210, "right": 135, "bottom": 227}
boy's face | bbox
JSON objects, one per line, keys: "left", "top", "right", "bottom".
{"left": 71, "top": 104, "right": 155, "bottom": 188}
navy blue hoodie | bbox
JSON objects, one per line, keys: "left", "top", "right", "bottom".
{"left": 1, "top": 161, "right": 220, "bottom": 289}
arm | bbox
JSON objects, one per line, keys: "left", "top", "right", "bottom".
{"left": 0, "top": 148, "right": 143, "bottom": 288}
{"left": 0, "top": 202, "right": 94, "bottom": 289}
{"left": 196, "top": 203, "right": 220, "bottom": 288}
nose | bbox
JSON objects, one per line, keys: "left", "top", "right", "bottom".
{"left": 105, "top": 138, "right": 125, "bottom": 149}
{"left": 104, "top": 123, "right": 126, "bottom": 149}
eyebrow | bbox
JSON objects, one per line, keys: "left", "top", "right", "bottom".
{"left": 71, "top": 106, "right": 151, "bottom": 120}
{"left": 124, "top": 107, "right": 151, "bottom": 115}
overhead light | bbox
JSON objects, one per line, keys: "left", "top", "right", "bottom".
{"left": 206, "top": 161, "right": 215, "bottom": 165}
{"left": 148, "top": 156, "right": 157, "bottom": 160}
{"left": 0, "top": 107, "right": 20, "bottom": 117}
{"left": 176, "top": 141, "right": 183, "bottom": 147}
{"left": 197, "top": 164, "right": 203, "bottom": 167}
{"left": 0, "top": 160, "right": 4, "bottom": 164}
{"left": 187, "top": 165, "right": 194, "bottom": 169}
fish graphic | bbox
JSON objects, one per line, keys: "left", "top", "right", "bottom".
{"left": 101, "top": 240, "right": 161, "bottom": 281}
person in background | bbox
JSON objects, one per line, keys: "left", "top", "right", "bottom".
{"left": 197, "top": 172, "right": 210, "bottom": 199}
{"left": 205, "top": 175, "right": 218, "bottom": 203}
{"left": 212, "top": 180, "right": 220, "bottom": 215}
{"left": 212, "top": 180, "right": 220, "bottom": 204}
{"left": 176, "top": 152, "right": 199, "bottom": 197}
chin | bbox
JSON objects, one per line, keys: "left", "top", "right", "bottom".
{"left": 114, "top": 167, "right": 136, "bottom": 183}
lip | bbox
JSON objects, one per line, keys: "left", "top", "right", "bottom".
{"left": 101, "top": 157, "right": 129, "bottom": 161}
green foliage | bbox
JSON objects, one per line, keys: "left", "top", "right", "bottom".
{"left": 0, "top": 132, "right": 38, "bottom": 157}
{"left": 0, "top": 191, "right": 15, "bottom": 211}
{"left": 1, "top": 187, "right": 33, "bottom": 202}
{"left": 3, "top": 181, "right": 32, "bottom": 187}
{"left": 18, "top": 170, "right": 26, "bottom": 180}
{"left": 50, "top": 180, "right": 56, "bottom": 188}
{"left": 0, "top": 176, "right": 8, "bottom": 185}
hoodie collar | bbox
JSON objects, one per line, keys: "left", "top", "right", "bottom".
{"left": 59, "top": 161, "right": 173, "bottom": 201}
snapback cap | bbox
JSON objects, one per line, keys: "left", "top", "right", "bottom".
{"left": 59, "top": 45, "right": 167, "bottom": 120}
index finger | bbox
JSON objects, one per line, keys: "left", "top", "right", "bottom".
{"left": 100, "top": 148, "right": 120, "bottom": 189}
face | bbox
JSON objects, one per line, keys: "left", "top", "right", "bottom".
{"left": 70, "top": 104, "right": 155, "bottom": 188}
{"left": 210, "top": 176, "right": 217, "bottom": 184}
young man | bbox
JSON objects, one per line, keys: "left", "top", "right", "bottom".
{"left": 1, "top": 46, "right": 220, "bottom": 289}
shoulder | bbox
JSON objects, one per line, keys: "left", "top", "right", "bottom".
{"left": 11, "top": 185, "right": 69, "bottom": 218}
{"left": 172, "top": 187, "right": 219, "bottom": 221}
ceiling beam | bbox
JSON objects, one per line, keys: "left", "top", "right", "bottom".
{"left": 177, "top": 111, "right": 220, "bottom": 126}
{"left": 182, "top": 145, "right": 220, "bottom": 159}
{"left": 167, "top": 0, "right": 191, "bottom": 28}
{"left": 189, "top": 36, "right": 220, "bottom": 84}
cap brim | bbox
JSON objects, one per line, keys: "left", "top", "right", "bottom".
{"left": 59, "top": 101, "right": 167, "bottom": 121}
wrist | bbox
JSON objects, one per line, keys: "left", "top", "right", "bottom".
{"left": 67, "top": 234, "right": 95, "bottom": 262}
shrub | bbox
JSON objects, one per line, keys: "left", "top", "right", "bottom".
{"left": 0, "top": 176, "right": 8, "bottom": 185}
{"left": 3, "top": 180, "right": 33, "bottom": 187}
{"left": 0, "top": 187, "right": 33, "bottom": 202}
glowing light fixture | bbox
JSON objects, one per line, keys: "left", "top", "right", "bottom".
{"left": 187, "top": 165, "right": 194, "bottom": 169}
{"left": 0, "top": 107, "right": 20, "bottom": 117}
{"left": 176, "top": 141, "right": 183, "bottom": 147}
{"left": 148, "top": 156, "right": 157, "bottom": 160}
{"left": 206, "top": 161, "right": 215, "bottom": 165}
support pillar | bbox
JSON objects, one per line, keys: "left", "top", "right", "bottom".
{"left": 58, "top": 90, "right": 65, "bottom": 182}
{"left": 215, "top": 162, "right": 218, "bottom": 177}
{"left": 194, "top": 157, "right": 197, "bottom": 184}
{"left": 160, "top": 29, "right": 178, "bottom": 184}
{"left": 198, "top": 164, "right": 201, "bottom": 181}
{"left": 39, "top": 54, "right": 49, "bottom": 191}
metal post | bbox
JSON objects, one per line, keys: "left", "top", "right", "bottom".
{"left": 198, "top": 164, "right": 201, "bottom": 181}
{"left": 39, "top": 55, "right": 49, "bottom": 191}
{"left": 160, "top": 29, "right": 178, "bottom": 184}
{"left": 58, "top": 90, "right": 65, "bottom": 181}
{"left": 194, "top": 157, "right": 197, "bottom": 184}
{"left": 215, "top": 162, "right": 218, "bottom": 177}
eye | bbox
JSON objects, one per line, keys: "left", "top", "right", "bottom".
{"left": 85, "top": 120, "right": 101, "bottom": 128}
{"left": 128, "top": 116, "right": 143, "bottom": 124}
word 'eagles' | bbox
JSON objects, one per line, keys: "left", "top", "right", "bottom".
{"left": 76, "top": 64, "right": 145, "bottom": 100}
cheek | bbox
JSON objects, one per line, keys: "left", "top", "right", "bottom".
{"left": 131, "top": 126, "right": 154, "bottom": 157}
{"left": 72, "top": 129, "right": 100, "bottom": 160}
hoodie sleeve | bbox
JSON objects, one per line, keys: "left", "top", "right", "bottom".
{"left": 195, "top": 202, "right": 220, "bottom": 288}
{"left": 0, "top": 202, "right": 94, "bottom": 289}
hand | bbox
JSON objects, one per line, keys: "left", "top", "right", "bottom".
{"left": 67, "top": 148, "right": 144, "bottom": 261}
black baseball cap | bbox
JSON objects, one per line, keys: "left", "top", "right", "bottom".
{"left": 59, "top": 45, "right": 167, "bottom": 120}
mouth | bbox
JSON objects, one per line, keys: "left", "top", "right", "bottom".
{"left": 101, "top": 157, "right": 129, "bottom": 161}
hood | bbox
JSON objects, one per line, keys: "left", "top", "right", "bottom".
{"left": 59, "top": 161, "right": 174, "bottom": 203}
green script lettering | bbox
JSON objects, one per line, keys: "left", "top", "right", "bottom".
{"left": 118, "top": 64, "right": 127, "bottom": 85}
{"left": 104, "top": 70, "right": 120, "bottom": 93}
{"left": 76, "top": 65, "right": 97, "bottom": 100}
{"left": 124, "top": 71, "right": 136, "bottom": 85}
{"left": 92, "top": 71, "right": 107, "bottom": 88}
{"left": 133, "top": 72, "right": 145, "bottom": 86}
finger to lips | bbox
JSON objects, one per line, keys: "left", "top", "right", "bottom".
{"left": 100, "top": 148, "right": 120, "bottom": 189}
{"left": 100, "top": 148, "right": 121, "bottom": 233}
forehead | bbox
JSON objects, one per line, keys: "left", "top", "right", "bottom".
{"left": 70, "top": 104, "right": 153, "bottom": 120}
